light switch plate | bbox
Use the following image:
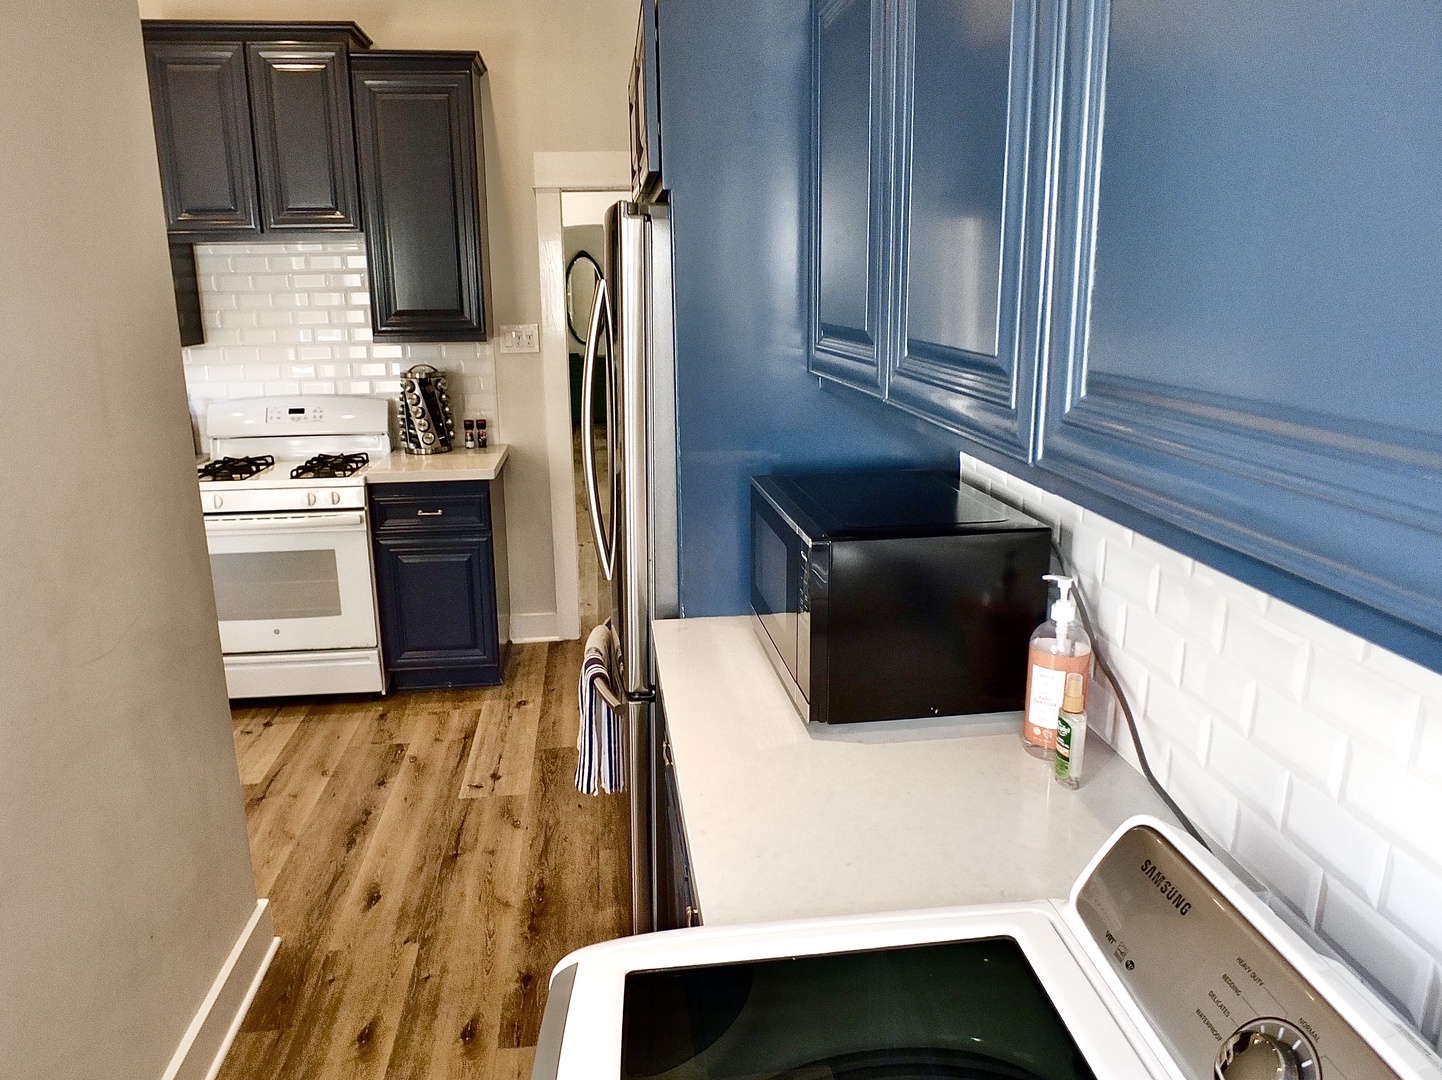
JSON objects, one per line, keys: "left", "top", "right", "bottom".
{"left": 498, "top": 324, "right": 539, "bottom": 353}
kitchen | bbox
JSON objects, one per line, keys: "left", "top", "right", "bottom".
{"left": 4, "top": 2, "right": 1442, "bottom": 1080}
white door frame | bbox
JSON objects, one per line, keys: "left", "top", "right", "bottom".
{"left": 534, "top": 151, "right": 630, "bottom": 641}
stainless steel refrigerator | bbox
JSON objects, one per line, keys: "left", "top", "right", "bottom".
{"left": 580, "top": 198, "right": 679, "bottom": 935}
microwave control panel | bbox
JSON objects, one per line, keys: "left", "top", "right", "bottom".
{"left": 1075, "top": 827, "right": 1402, "bottom": 1080}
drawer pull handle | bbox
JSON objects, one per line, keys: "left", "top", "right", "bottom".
{"left": 416, "top": 509, "right": 445, "bottom": 517}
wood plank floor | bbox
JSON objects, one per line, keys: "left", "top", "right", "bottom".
{"left": 221, "top": 656, "right": 627, "bottom": 1080}
{"left": 220, "top": 427, "right": 620, "bottom": 1080}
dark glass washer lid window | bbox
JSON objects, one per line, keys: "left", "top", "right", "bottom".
{"left": 621, "top": 937, "right": 1097, "bottom": 1080}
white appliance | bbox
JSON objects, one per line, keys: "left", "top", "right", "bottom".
{"left": 199, "top": 396, "right": 390, "bottom": 698}
{"left": 532, "top": 817, "right": 1442, "bottom": 1080}
{"left": 581, "top": 197, "right": 680, "bottom": 935}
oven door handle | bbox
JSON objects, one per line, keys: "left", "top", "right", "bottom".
{"left": 204, "top": 511, "right": 366, "bottom": 533}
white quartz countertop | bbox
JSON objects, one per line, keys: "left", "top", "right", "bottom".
{"left": 653, "top": 616, "right": 1178, "bottom": 926}
{"left": 365, "top": 445, "right": 509, "bottom": 483}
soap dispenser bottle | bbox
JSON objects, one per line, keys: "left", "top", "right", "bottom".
{"left": 1022, "top": 574, "right": 1092, "bottom": 758}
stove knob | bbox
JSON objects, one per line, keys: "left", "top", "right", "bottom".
{"left": 331, "top": 491, "right": 341, "bottom": 505}
{"left": 212, "top": 494, "right": 223, "bottom": 510}
{"left": 436, "top": 377, "right": 448, "bottom": 391}
{"left": 422, "top": 431, "right": 435, "bottom": 444}
{"left": 417, "top": 418, "right": 430, "bottom": 432}
{"left": 1216, "top": 1021, "right": 1314, "bottom": 1080}
{"left": 401, "top": 379, "right": 415, "bottom": 391}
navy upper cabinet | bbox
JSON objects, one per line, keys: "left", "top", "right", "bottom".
{"left": 810, "top": 0, "right": 890, "bottom": 395}
{"left": 887, "top": 0, "right": 1053, "bottom": 459}
{"left": 809, "top": 0, "right": 1056, "bottom": 455}
{"left": 1041, "top": 0, "right": 1442, "bottom": 641}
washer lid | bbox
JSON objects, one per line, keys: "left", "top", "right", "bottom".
{"left": 541, "top": 905, "right": 1160, "bottom": 1080}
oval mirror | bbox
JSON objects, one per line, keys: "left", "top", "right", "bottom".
{"left": 566, "top": 250, "right": 605, "bottom": 345}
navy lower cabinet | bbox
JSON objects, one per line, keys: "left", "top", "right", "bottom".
{"left": 810, "top": 0, "right": 1058, "bottom": 458}
{"left": 653, "top": 705, "right": 699, "bottom": 930}
{"left": 370, "top": 480, "right": 510, "bottom": 688}
{"left": 1039, "top": 0, "right": 1442, "bottom": 650}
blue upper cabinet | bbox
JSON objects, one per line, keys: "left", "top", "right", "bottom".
{"left": 810, "top": 0, "right": 890, "bottom": 395}
{"left": 810, "top": 0, "right": 1058, "bottom": 456}
{"left": 886, "top": 0, "right": 1055, "bottom": 459}
{"left": 1041, "top": 0, "right": 1442, "bottom": 641}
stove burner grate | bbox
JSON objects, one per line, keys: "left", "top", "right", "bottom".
{"left": 198, "top": 455, "right": 275, "bottom": 482}
{"left": 291, "top": 452, "right": 370, "bottom": 479}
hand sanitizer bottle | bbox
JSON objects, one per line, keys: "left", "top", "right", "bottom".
{"left": 1022, "top": 575, "right": 1092, "bottom": 758}
{"left": 1054, "top": 671, "right": 1087, "bottom": 788}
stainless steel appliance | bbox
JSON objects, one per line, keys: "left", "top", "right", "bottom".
{"left": 533, "top": 816, "right": 1442, "bottom": 1080}
{"left": 580, "top": 197, "right": 679, "bottom": 935}
{"left": 398, "top": 364, "right": 455, "bottom": 454}
{"left": 751, "top": 469, "right": 1052, "bottom": 724}
{"left": 199, "top": 396, "right": 390, "bottom": 698}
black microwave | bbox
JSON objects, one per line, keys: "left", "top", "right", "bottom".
{"left": 751, "top": 470, "right": 1051, "bottom": 724}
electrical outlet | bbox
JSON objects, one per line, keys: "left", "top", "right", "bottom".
{"left": 498, "top": 324, "right": 539, "bottom": 353}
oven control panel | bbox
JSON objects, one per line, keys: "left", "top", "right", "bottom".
{"left": 266, "top": 404, "right": 326, "bottom": 424}
{"left": 1074, "top": 826, "right": 1402, "bottom": 1080}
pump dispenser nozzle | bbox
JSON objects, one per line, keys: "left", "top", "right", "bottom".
{"left": 1042, "top": 573, "right": 1077, "bottom": 628}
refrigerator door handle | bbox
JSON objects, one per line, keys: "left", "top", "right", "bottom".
{"left": 582, "top": 277, "right": 618, "bottom": 581}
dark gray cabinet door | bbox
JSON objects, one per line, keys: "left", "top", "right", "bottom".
{"left": 351, "top": 52, "right": 493, "bottom": 341}
{"left": 809, "top": 0, "right": 890, "bottom": 394}
{"left": 371, "top": 481, "right": 505, "bottom": 688}
{"left": 246, "top": 42, "right": 360, "bottom": 231}
{"left": 144, "top": 39, "right": 259, "bottom": 233}
{"left": 886, "top": 0, "right": 1056, "bottom": 461}
{"left": 652, "top": 708, "right": 699, "bottom": 931}
{"left": 1042, "top": 0, "right": 1442, "bottom": 649}
{"left": 373, "top": 535, "right": 503, "bottom": 687}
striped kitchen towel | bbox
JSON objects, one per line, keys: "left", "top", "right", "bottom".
{"left": 575, "top": 622, "right": 626, "bottom": 795}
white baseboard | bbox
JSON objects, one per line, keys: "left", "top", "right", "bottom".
{"left": 161, "top": 898, "right": 279, "bottom": 1080}
{"left": 510, "top": 611, "right": 564, "bottom": 643}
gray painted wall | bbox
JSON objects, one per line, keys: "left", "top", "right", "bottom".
{"left": 0, "top": 3, "right": 261, "bottom": 1076}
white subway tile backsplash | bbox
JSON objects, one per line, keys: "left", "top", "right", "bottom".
{"left": 1235, "top": 805, "right": 1323, "bottom": 918}
{"left": 960, "top": 452, "right": 1442, "bottom": 1036}
{"left": 182, "top": 239, "right": 499, "bottom": 445}
{"left": 1344, "top": 748, "right": 1442, "bottom": 865}
{"left": 1385, "top": 849, "right": 1442, "bottom": 955}
{"left": 1306, "top": 652, "right": 1421, "bottom": 761}
{"left": 1417, "top": 705, "right": 1442, "bottom": 782}
{"left": 1166, "top": 752, "right": 1240, "bottom": 846}
{"left": 1207, "top": 720, "right": 1288, "bottom": 819}
{"left": 1319, "top": 876, "right": 1436, "bottom": 1018}
{"left": 1284, "top": 777, "right": 1388, "bottom": 896}
{"left": 1253, "top": 689, "right": 1347, "bottom": 791}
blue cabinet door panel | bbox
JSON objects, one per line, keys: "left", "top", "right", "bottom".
{"left": 887, "top": 0, "right": 1057, "bottom": 460}
{"left": 811, "top": 0, "right": 891, "bottom": 394}
{"left": 1042, "top": 0, "right": 1442, "bottom": 640}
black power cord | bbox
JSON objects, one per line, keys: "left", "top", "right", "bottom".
{"left": 1050, "top": 539, "right": 1212, "bottom": 852}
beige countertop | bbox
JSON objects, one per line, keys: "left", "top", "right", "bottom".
{"left": 653, "top": 615, "right": 1177, "bottom": 926}
{"left": 365, "top": 445, "right": 509, "bottom": 483}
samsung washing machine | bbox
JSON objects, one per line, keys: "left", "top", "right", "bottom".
{"left": 531, "top": 817, "right": 1441, "bottom": 1080}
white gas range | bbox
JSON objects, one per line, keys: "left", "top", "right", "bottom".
{"left": 198, "top": 396, "right": 390, "bottom": 699}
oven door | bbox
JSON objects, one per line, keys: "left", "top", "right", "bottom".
{"left": 204, "top": 510, "right": 377, "bottom": 654}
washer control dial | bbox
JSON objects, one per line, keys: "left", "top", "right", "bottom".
{"left": 1217, "top": 1019, "right": 1318, "bottom": 1080}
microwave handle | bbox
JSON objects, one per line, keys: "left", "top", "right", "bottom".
{"left": 581, "top": 278, "right": 617, "bottom": 581}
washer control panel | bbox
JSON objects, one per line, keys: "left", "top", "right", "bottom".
{"left": 1074, "top": 826, "right": 1400, "bottom": 1080}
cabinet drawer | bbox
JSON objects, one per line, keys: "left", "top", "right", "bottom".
{"left": 370, "top": 481, "right": 490, "bottom": 533}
